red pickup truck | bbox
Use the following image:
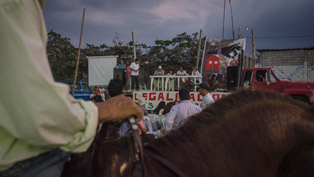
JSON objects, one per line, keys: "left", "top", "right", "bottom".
{"left": 241, "top": 67, "right": 314, "bottom": 103}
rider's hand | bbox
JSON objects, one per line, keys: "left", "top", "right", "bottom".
{"left": 95, "top": 94, "right": 143, "bottom": 123}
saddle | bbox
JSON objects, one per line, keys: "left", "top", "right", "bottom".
{"left": 61, "top": 119, "right": 146, "bottom": 177}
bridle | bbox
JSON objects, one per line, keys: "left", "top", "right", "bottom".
{"left": 126, "top": 117, "right": 146, "bottom": 177}
{"left": 92, "top": 117, "right": 188, "bottom": 177}
{"left": 126, "top": 117, "right": 188, "bottom": 177}
{"left": 62, "top": 118, "right": 188, "bottom": 177}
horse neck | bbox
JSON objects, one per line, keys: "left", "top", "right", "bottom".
{"left": 97, "top": 123, "right": 121, "bottom": 141}
{"left": 144, "top": 131, "right": 209, "bottom": 177}
{"left": 144, "top": 113, "right": 309, "bottom": 177}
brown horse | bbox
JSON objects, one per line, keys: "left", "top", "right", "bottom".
{"left": 62, "top": 90, "right": 314, "bottom": 177}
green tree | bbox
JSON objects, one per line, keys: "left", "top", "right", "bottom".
{"left": 47, "top": 30, "right": 205, "bottom": 86}
{"left": 47, "top": 30, "right": 83, "bottom": 81}
{"left": 142, "top": 32, "right": 203, "bottom": 75}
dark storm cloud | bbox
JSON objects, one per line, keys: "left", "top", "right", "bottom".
{"left": 43, "top": 0, "right": 314, "bottom": 51}
{"left": 43, "top": 0, "right": 166, "bottom": 45}
{"left": 213, "top": 0, "right": 314, "bottom": 50}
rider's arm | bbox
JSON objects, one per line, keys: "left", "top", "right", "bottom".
{"left": 0, "top": 0, "right": 98, "bottom": 152}
{"left": 0, "top": 1, "right": 143, "bottom": 171}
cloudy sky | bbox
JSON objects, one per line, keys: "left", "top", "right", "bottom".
{"left": 43, "top": 0, "right": 314, "bottom": 54}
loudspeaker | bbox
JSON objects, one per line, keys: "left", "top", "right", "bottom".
{"left": 227, "top": 66, "right": 238, "bottom": 91}
{"left": 113, "top": 68, "right": 123, "bottom": 80}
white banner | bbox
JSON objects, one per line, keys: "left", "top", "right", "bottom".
{"left": 88, "top": 56, "right": 117, "bottom": 86}
{"left": 133, "top": 91, "right": 230, "bottom": 110}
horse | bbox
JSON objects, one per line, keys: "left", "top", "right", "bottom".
{"left": 62, "top": 89, "right": 314, "bottom": 177}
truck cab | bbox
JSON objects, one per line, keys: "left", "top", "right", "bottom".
{"left": 241, "top": 67, "right": 314, "bottom": 103}
{"left": 60, "top": 81, "right": 92, "bottom": 101}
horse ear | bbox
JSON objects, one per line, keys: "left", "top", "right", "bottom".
{"left": 278, "top": 143, "right": 314, "bottom": 177}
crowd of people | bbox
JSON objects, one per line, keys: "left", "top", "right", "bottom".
{"left": 89, "top": 78, "right": 215, "bottom": 136}
{"left": 145, "top": 83, "right": 215, "bottom": 134}
{"left": 114, "top": 59, "right": 211, "bottom": 92}
{"left": 153, "top": 66, "right": 204, "bottom": 91}
{"left": 90, "top": 86, "right": 106, "bottom": 101}
{"left": 115, "top": 58, "right": 140, "bottom": 90}
{"left": 91, "top": 77, "right": 215, "bottom": 136}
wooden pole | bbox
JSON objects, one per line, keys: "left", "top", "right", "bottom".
{"left": 196, "top": 29, "right": 203, "bottom": 70}
{"left": 238, "top": 27, "right": 242, "bottom": 39}
{"left": 222, "top": 0, "right": 226, "bottom": 39}
{"left": 229, "top": 0, "right": 235, "bottom": 39}
{"left": 132, "top": 32, "right": 136, "bottom": 61}
{"left": 72, "top": 8, "right": 85, "bottom": 96}
{"left": 252, "top": 29, "right": 256, "bottom": 60}
{"left": 237, "top": 50, "right": 244, "bottom": 89}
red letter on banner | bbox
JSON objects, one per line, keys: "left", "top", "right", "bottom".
{"left": 143, "top": 92, "right": 148, "bottom": 100}
{"left": 149, "top": 92, "right": 156, "bottom": 101}
{"left": 175, "top": 93, "right": 178, "bottom": 101}
{"left": 212, "top": 94, "right": 219, "bottom": 101}
{"left": 158, "top": 92, "right": 164, "bottom": 101}
{"left": 134, "top": 93, "right": 138, "bottom": 101}
{"left": 197, "top": 93, "right": 203, "bottom": 101}
{"left": 166, "top": 93, "right": 174, "bottom": 101}
{"left": 190, "top": 93, "right": 195, "bottom": 101}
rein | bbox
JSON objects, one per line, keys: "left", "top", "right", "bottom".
{"left": 127, "top": 117, "right": 146, "bottom": 177}
{"left": 143, "top": 149, "right": 189, "bottom": 177}
{"left": 127, "top": 118, "right": 188, "bottom": 177}
{"left": 95, "top": 117, "right": 188, "bottom": 177}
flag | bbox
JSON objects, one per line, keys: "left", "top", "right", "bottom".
{"left": 200, "top": 38, "right": 246, "bottom": 89}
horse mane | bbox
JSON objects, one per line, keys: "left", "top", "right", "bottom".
{"left": 145, "top": 89, "right": 314, "bottom": 176}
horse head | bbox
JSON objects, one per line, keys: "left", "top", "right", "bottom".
{"left": 93, "top": 119, "right": 146, "bottom": 177}
{"left": 61, "top": 120, "right": 137, "bottom": 177}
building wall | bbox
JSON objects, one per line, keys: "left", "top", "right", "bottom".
{"left": 242, "top": 56, "right": 256, "bottom": 69}
{"left": 259, "top": 49, "right": 314, "bottom": 81}
{"left": 271, "top": 65, "right": 314, "bottom": 81}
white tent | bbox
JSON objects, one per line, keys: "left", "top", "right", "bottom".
{"left": 88, "top": 56, "right": 117, "bottom": 86}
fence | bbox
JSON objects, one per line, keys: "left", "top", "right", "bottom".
{"left": 149, "top": 75, "right": 202, "bottom": 92}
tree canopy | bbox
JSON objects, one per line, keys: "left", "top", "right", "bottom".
{"left": 46, "top": 30, "right": 205, "bottom": 84}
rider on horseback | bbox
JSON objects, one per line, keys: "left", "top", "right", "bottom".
{"left": 0, "top": 1, "right": 143, "bottom": 176}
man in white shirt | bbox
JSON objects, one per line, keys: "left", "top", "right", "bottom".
{"left": 199, "top": 82, "right": 215, "bottom": 109}
{"left": 176, "top": 66, "right": 187, "bottom": 84}
{"left": 191, "top": 67, "right": 202, "bottom": 84}
{"left": 165, "top": 88, "right": 202, "bottom": 132}
{"left": 176, "top": 66, "right": 187, "bottom": 76}
{"left": 153, "top": 65, "right": 165, "bottom": 90}
{"left": 99, "top": 86, "right": 105, "bottom": 101}
{"left": 130, "top": 59, "right": 140, "bottom": 90}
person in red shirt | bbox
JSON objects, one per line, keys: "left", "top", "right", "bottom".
{"left": 125, "top": 60, "right": 132, "bottom": 90}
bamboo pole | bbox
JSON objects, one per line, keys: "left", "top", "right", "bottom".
{"left": 132, "top": 32, "right": 136, "bottom": 61}
{"left": 72, "top": 8, "right": 85, "bottom": 96}
{"left": 196, "top": 29, "right": 202, "bottom": 70}
{"left": 252, "top": 29, "right": 256, "bottom": 60}
{"left": 222, "top": 0, "right": 226, "bottom": 39}
{"left": 229, "top": 0, "right": 235, "bottom": 39}
{"left": 237, "top": 50, "right": 243, "bottom": 89}
{"left": 238, "top": 27, "right": 242, "bottom": 39}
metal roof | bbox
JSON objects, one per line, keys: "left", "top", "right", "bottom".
{"left": 257, "top": 47, "right": 314, "bottom": 52}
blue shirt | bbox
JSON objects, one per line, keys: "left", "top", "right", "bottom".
{"left": 119, "top": 64, "right": 126, "bottom": 69}
{"left": 154, "top": 69, "right": 165, "bottom": 76}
